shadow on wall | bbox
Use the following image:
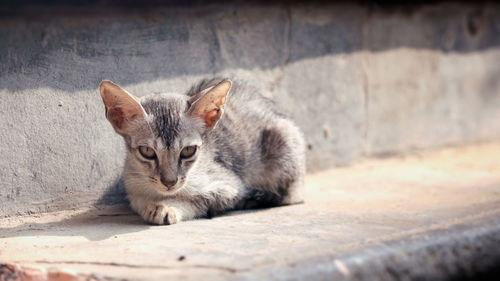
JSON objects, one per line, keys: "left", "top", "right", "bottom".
{"left": 96, "top": 177, "right": 128, "bottom": 206}
{"left": 0, "top": 2, "right": 499, "bottom": 92}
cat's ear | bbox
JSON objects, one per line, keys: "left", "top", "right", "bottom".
{"left": 99, "top": 80, "right": 146, "bottom": 135}
{"left": 188, "top": 80, "right": 232, "bottom": 130}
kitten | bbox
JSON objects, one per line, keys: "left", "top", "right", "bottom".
{"left": 99, "top": 78, "right": 305, "bottom": 225}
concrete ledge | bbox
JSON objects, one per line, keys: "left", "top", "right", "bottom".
{"left": 1, "top": 141, "right": 500, "bottom": 280}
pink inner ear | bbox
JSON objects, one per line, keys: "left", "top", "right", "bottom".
{"left": 189, "top": 80, "right": 231, "bottom": 129}
{"left": 100, "top": 80, "right": 146, "bottom": 133}
{"left": 206, "top": 107, "right": 221, "bottom": 127}
{"left": 194, "top": 106, "right": 222, "bottom": 128}
{"left": 110, "top": 107, "right": 143, "bottom": 130}
{"left": 108, "top": 108, "right": 126, "bottom": 130}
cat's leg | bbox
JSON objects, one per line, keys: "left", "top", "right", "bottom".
{"left": 190, "top": 165, "right": 247, "bottom": 216}
{"left": 258, "top": 118, "right": 306, "bottom": 205}
{"left": 128, "top": 194, "right": 203, "bottom": 225}
{"left": 128, "top": 168, "right": 245, "bottom": 224}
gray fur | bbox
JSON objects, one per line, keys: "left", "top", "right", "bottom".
{"left": 101, "top": 78, "right": 306, "bottom": 225}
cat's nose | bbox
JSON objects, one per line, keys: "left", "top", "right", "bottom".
{"left": 161, "top": 178, "right": 178, "bottom": 188}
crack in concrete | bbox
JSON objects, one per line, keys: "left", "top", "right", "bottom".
{"left": 9, "top": 260, "right": 243, "bottom": 274}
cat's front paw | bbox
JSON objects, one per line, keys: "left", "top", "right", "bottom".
{"left": 143, "top": 204, "right": 179, "bottom": 225}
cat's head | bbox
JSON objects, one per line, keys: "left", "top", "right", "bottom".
{"left": 99, "top": 79, "right": 232, "bottom": 195}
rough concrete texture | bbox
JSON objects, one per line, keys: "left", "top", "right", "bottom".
{"left": 1, "top": 3, "right": 500, "bottom": 216}
{"left": 1, "top": 141, "right": 500, "bottom": 280}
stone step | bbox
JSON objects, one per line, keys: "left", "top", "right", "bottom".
{"left": 1, "top": 141, "right": 500, "bottom": 280}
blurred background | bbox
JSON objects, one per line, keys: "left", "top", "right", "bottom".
{"left": 1, "top": 0, "right": 499, "bottom": 217}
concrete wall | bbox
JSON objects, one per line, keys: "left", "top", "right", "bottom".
{"left": 1, "top": 2, "right": 499, "bottom": 217}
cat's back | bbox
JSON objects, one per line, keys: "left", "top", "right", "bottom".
{"left": 187, "top": 78, "right": 303, "bottom": 183}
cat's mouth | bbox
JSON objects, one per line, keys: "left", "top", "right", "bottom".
{"left": 155, "top": 180, "right": 185, "bottom": 194}
{"left": 163, "top": 185, "right": 180, "bottom": 192}
{"left": 148, "top": 177, "right": 184, "bottom": 193}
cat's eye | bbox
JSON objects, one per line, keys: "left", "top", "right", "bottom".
{"left": 180, "top": 146, "right": 197, "bottom": 159}
{"left": 139, "top": 146, "right": 156, "bottom": 160}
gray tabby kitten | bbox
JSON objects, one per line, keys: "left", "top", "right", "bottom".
{"left": 99, "top": 78, "right": 305, "bottom": 225}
